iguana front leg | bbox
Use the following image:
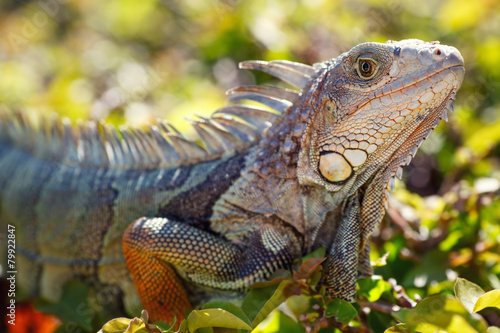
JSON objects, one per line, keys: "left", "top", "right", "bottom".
{"left": 323, "top": 195, "right": 361, "bottom": 301}
{"left": 122, "top": 217, "right": 300, "bottom": 323}
{"left": 323, "top": 189, "right": 390, "bottom": 301}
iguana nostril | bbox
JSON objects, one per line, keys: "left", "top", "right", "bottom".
{"left": 431, "top": 47, "right": 446, "bottom": 61}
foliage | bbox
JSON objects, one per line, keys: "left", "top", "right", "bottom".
{"left": 1, "top": 0, "right": 499, "bottom": 332}
{"left": 96, "top": 264, "right": 500, "bottom": 333}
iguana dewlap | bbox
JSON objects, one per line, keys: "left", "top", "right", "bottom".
{"left": 0, "top": 39, "right": 464, "bottom": 324}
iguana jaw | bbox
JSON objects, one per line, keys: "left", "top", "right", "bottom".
{"left": 297, "top": 40, "right": 465, "bottom": 194}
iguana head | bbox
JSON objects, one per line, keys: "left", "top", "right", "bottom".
{"left": 297, "top": 39, "right": 465, "bottom": 195}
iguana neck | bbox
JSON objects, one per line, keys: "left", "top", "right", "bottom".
{"left": 247, "top": 66, "right": 328, "bottom": 182}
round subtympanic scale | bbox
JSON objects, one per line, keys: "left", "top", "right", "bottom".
{"left": 319, "top": 152, "right": 352, "bottom": 182}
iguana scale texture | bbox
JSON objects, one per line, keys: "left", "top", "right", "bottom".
{"left": 0, "top": 39, "right": 464, "bottom": 324}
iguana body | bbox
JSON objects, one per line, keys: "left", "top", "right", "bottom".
{"left": 0, "top": 39, "right": 464, "bottom": 324}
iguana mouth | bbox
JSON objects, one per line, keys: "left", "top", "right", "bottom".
{"left": 384, "top": 86, "right": 460, "bottom": 193}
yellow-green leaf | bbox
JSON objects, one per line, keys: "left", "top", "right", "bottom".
{"left": 454, "top": 278, "right": 486, "bottom": 313}
{"left": 487, "top": 327, "right": 500, "bottom": 333}
{"left": 124, "top": 318, "right": 148, "bottom": 333}
{"left": 99, "top": 318, "right": 134, "bottom": 333}
{"left": 384, "top": 323, "right": 406, "bottom": 333}
{"left": 99, "top": 317, "right": 148, "bottom": 333}
{"left": 186, "top": 309, "right": 252, "bottom": 332}
{"left": 357, "top": 276, "right": 391, "bottom": 302}
{"left": 473, "top": 290, "right": 500, "bottom": 313}
{"left": 201, "top": 301, "right": 251, "bottom": 327}
{"left": 405, "top": 295, "right": 488, "bottom": 333}
{"left": 251, "top": 280, "right": 295, "bottom": 328}
{"left": 301, "top": 246, "right": 326, "bottom": 261}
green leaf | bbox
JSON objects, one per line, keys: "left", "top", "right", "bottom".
{"left": 357, "top": 276, "right": 391, "bottom": 302}
{"left": 242, "top": 284, "right": 281, "bottom": 323}
{"left": 368, "top": 310, "right": 397, "bottom": 333}
{"left": 391, "top": 308, "right": 411, "bottom": 323}
{"left": 153, "top": 320, "right": 176, "bottom": 332}
{"left": 194, "top": 328, "right": 213, "bottom": 333}
{"left": 178, "top": 319, "right": 188, "bottom": 333}
{"left": 252, "top": 309, "right": 305, "bottom": 333}
{"left": 35, "top": 280, "right": 92, "bottom": 331}
{"left": 201, "top": 301, "right": 251, "bottom": 327}
{"left": 99, "top": 318, "right": 134, "bottom": 333}
{"left": 285, "top": 295, "right": 311, "bottom": 318}
{"left": 99, "top": 317, "right": 174, "bottom": 333}
{"left": 324, "top": 298, "right": 358, "bottom": 324}
{"left": 384, "top": 323, "right": 406, "bottom": 333}
{"left": 487, "top": 327, "right": 500, "bottom": 333}
{"left": 405, "top": 294, "right": 488, "bottom": 333}
{"left": 186, "top": 308, "right": 252, "bottom": 332}
{"left": 454, "top": 278, "right": 486, "bottom": 313}
{"left": 301, "top": 247, "right": 326, "bottom": 261}
{"left": 473, "top": 290, "right": 500, "bottom": 312}
{"left": 125, "top": 318, "right": 148, "bottom": 333}
{"left": 98, "top": 318, "right": 148, "bottom": 333}
{"left": 250, "top": 280, "right": 296, "bottom": 328}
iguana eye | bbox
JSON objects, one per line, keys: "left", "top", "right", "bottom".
{"left": 356, "top": 56, "right": 378, "bottom": 79}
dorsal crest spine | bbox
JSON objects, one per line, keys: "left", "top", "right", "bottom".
{"left": 0, "top": 60, "right": 320, "bottom": 169}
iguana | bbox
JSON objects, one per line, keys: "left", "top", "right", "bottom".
{"left": 0, "top": 39, "right": 464, "bottom": 325}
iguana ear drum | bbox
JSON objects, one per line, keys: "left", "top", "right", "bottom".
{"left": 318, "top": 151, "right": 353, "bottom": 183}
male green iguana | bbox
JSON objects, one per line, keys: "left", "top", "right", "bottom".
{"left": 0, "top": 39, "right": 464, "bottom": 324}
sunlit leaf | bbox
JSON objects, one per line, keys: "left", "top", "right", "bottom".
{"left": 98, "top": 317, "right": 148, "bottom": 333}
{"left": 249, "top": 280, "right": 296, "bottom": 328}
{"left": 454, "top": 278, "right": 486, "bottom": 313}
{"left": 384, "top": 323, "right": 406, "bottom": 333}
{"left": 357, "top": 276, "right": 391, "bottom": 302}
{"left": 473, "top": 290, "right": 500, "bottom": 313}
{"left": 285, "top": 295, "right": 310, "bottom": 319}
{"left": 487, "top": 327, "right": 500, "bottom": 333}
{"left": 252, "top": 309, "right": 305, "bottom": 333}
{"left": 242, "top": 284, "right": 281, "bottom": 323}
{"left": 186, "top": 308, "right": 252, "bottom": 332}
{"left": 99, "top": 317, "right": 173, "bottom": 333}
{"left": 201, "top": 301, "right": 251, "bottom": 327}
{"left": 99, "top": 318, "right": 133, "bottom": 333}
{"left": 405, "top": 294, "right": 488, "bottom": 333}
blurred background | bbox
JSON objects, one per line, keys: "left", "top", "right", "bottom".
{"left": 1, "top": 0, "right": 500, "bottom": 331}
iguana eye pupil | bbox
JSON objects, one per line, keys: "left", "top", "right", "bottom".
{"left": 362, "top": 62, "right": 370, "bottom": 72}
{"left": 356, "top": 57, "right": 378, "bottom": 79}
